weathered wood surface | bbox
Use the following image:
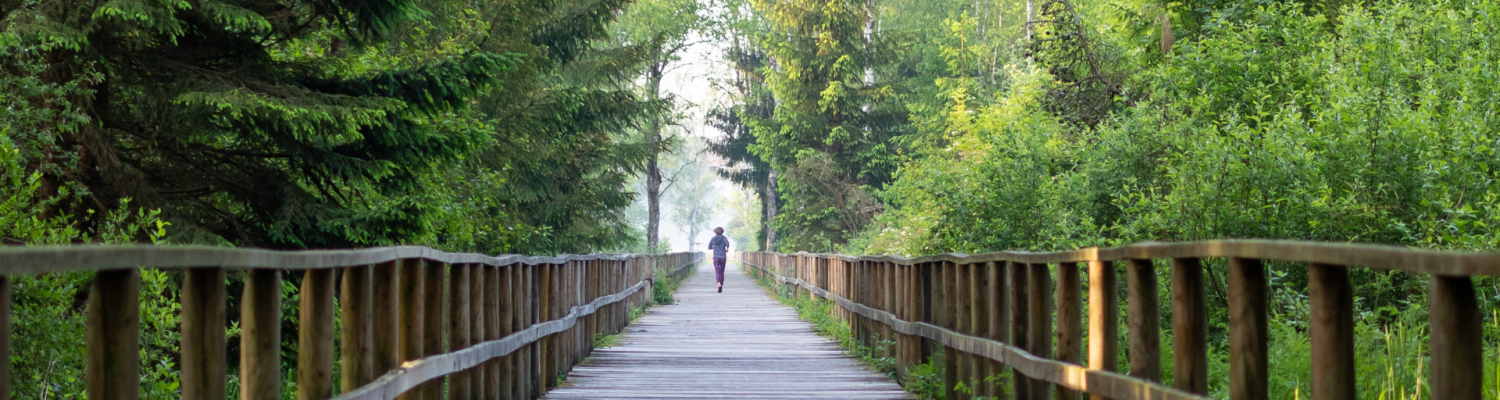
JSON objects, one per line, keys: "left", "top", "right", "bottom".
{"left": 542, "top": 261, "right": 912, "bottom": 400}
{"left": 11, "top": 239, "right": 1500, "bottom": 275}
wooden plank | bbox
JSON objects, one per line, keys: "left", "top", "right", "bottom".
{"left": 1027, "top": 263, "right": 1054, "bottom": 400}
{"left": 541, "top": 261, "right": 911, "bottom": 400}
{"left": 299, "top": 269, "right": 336, "bottom": 399}
{"left": 1087, "top": 260, "right": 1118, "bottom": 400}
{"left": 1056, "top": 262, "right": 1082, "bottom": 400}
{"left": 241, "top": 269, "right": 280, "bottom": 400}
{"left": 1227, "top": 258, "right": 1266, "bottom": 400}
{"left": 183, "top": 268, "right": 226, "bottom": 400}
{"left": 942, "top": 261, "right": 958, "bottom": 400}
{"left": 1429, "top": 275, "right": 1482, "bottom": 400}
{"left": 340, "top": 265, "right": 374, "bottom": 391}
{"left": 1170, "top": 258, "right": 1207, "bottom": 394}
{"left": 954, "top": 262, "right": 972, "bottom": 400}
{"left": 421, "top": 263, "right": 445, "bottom": 400}
{"left": 475, "top": 265, "right": 494, "bottom": 400}
{"left": 399, "top": 259, "right": 425, "bottom": 400}
{"left": 87, "top": 269, "right": 140, "bottom": 400}
{"left": 372, "top": 261, "right": 400, "bottom": 377}
{"left": 1308, "top": 264, "right": 1353, "bottom": 400}
{"left": 17, "top": 239, "right": 1500, "bottom": 277}
{"left": 449, "top": 263, "right": 472, "bottom": 400}
{"left": 1011, "top": 261, "right": 1031, "bottom": 399}
{"left": 0, "top": 245, "right": 668, "bottom": 274}
{"left": 987, "top": 261, "right": 1010, "bottom": 400}
{"left": 1125, "top": 259, "right": 1160, "bottom": 383}
{"left": 970, "top": 262, "right": 990, "bottom": 398}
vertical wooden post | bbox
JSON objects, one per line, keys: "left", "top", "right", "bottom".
{"left": 240, "top": 269, "right": 281, "bottom": 400}
{"left": 954, "top": 262, "right": 973, "bottom": 400}
{"left": 488, "top": 265, "right": 506, "bottom": 400}
{"left": 1027, "top": 263, "right": 1053, "bottom": 400}
{"left": 1228, "top": 258, "right": 1266, "bottom": 400}
{"left": 526, "top": 264, "right": 540, "bottom": 399}
{"left": 539, "top": 263, "right": 553, "bottom": 392}
{"left": 1430, "top": 274, "right": 1482, "bottom": 400}
{"left": 449, "top": 263, "right": 472, "bottom": 400}
{"left": 940, "top": 261, "right": 958, "bottom": 400}
{"left": 1125, "top": 258, "right": 1161, "bottom": 383}
{"left": 1171, "top": 258, "right": 1207, "bottom": 394}
{"left": 398, "top": 259, "right": 425, "bottom": 400}
{"left": 1308, "top": 264, "right": 1353, "bottom": 400}
{"left": 298, "top": 269, "right": 336, "bottom": 400}
{"left": 340, "top": 265, "right": 373, "bottom": 392}
{"left": 1010, "top": 261, "right": 1030, "bottom": 399}
{"left": 969, "top": 261, "right": 989, "bottom": 398}
{"left": 477, "top": 265, "right": 496, "bottom": 400}
{"left": 987, "top": 261, "right": 1010, "bottom": 400}
{"left": 1087, "top": 260, "right": 1118, "bottom": 400}
{"left": 372, "top": 261, "right": 401, "bottom": 377}
{"left": 1056, "top": 262, "right": 1082, "bottom": 400}
{"left": 420, "top": 263, "right": 445, "bottom": 399}
{"left": 183, "top": 268, "right": 226, "bottom": 400}
{"left": 899, "top": 263, "right": 922, "bottom": 380}
{"left": 87, "top": 269, "right": 142, "bottom": 400}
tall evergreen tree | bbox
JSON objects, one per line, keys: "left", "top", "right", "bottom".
{"left": 746, "top": 0, "right": 908, "bottom": 251}
{"left": 1, "top": 0, "right": 513, "bottom": 248}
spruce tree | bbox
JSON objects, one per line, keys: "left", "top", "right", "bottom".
{"left": 2, "top": 0, "right": 514, "bottom": 247}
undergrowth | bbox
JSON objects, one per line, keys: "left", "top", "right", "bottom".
{"left": 652, "top": 263, "right": 694, "bottom": 305}
{"left": 750, "top": 266, "right": 1000, "bottom": 400}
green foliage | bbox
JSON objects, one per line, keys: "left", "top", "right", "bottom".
{"left": 744, "top": 0, "right": 910, "bottom": 252}
{"left": 652, "top": 264, "right": 693, "bottom": 305}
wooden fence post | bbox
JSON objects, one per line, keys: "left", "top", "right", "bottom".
{"left": 87, "top": 269, "right": 142, "bottom": 400}
{"left": 1056, "top": 262, "right": 1083, "bottom": 400}
{"left": 1171, "top": 258, "right": 1207, "bottom": 394}
{"left": 1228, "top": 258, "right": 1266, "bottom": 400}
{"left": 1309, "top": 264, "right": 1353, "bottom": 400}
{"left": 968, "top": 261, "right": 988, "bottom": 398}
{"left": 298, "top": 269, "right": 336, "bottom": 400}
{"left": 1125, "top": 259, "right": 1161, "bottom": 383}
{"left": 182, "top": 268, "right": 226, "bottom": 400}
{"left": 987, "top": 261, "right": 1010, "bottom": 400}
{"left": 420, "top": 262, "right": 445, "bottom": 399}
{"left": 1429, "top": 275, "right": 1482, "bottom": 400}
{"left": 372, "top": 261, "right": 401, "bottom": 378}
{"left": 398, "top": 259, "right": 425, "bottom": 400}
{"left": 448, "top": 263, "right": 472, "bottom": 400}
{"left": 241, "top": 269, "right": 280, "bottom": 400}
{"left": 340, "top": 265, "right": 373, "bottom": 391}
{"left": 1026, "top": 263, "right": 1053, "bottom": 400}
{"left": 1010, "top": 261, "right": 1030, "bottom": 399}
{"left": 1087, "top": 260, "right": 1118, "bottom": 400}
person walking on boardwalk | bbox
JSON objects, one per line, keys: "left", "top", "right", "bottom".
{"left": 708, "top": 227, "right": 730, "bottom": 293}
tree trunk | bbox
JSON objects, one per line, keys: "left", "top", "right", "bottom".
{"left": 644, "top": 61, "right": 666, "bottom": 253}
{"left": 764, "top": 169, "right": 777, "bottom": 251}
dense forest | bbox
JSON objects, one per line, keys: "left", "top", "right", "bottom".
{"left": 3, "top": 0, "right": 1500, "bottom": 394}
{"left": 706, "top": 0, "right": 1500, "bottom": 397}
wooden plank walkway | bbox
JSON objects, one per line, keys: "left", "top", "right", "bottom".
{"left": 543, "top": 260, "right": 913, "bottom": 399}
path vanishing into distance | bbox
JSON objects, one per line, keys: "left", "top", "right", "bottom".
{"left": 542, "top": 261, "right": 913, "bottom": 400}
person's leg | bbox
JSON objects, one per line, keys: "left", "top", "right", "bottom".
{"left": 714, "top": 258, "right": 726, "bottom": 291}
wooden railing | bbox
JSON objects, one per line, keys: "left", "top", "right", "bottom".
{"left": 0, "top": 245, "right": 702, "bottom": 400}
{"left": 743, "top": 240, "right": 1496, "bottom": 400}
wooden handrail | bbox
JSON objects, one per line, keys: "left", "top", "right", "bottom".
{"left": 0, "top": 245, "right": 703, "bottom": 400}
{"left": 742, "top": 239, "right": 1492, "bottom": 400}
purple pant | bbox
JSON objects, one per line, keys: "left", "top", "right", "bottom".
{"left": 713, "top": 258, "right": 726, "bottom": 283}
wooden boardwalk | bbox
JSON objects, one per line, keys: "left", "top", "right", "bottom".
{"left": 543, "top": 260, "right": 913, "bottom": 400}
